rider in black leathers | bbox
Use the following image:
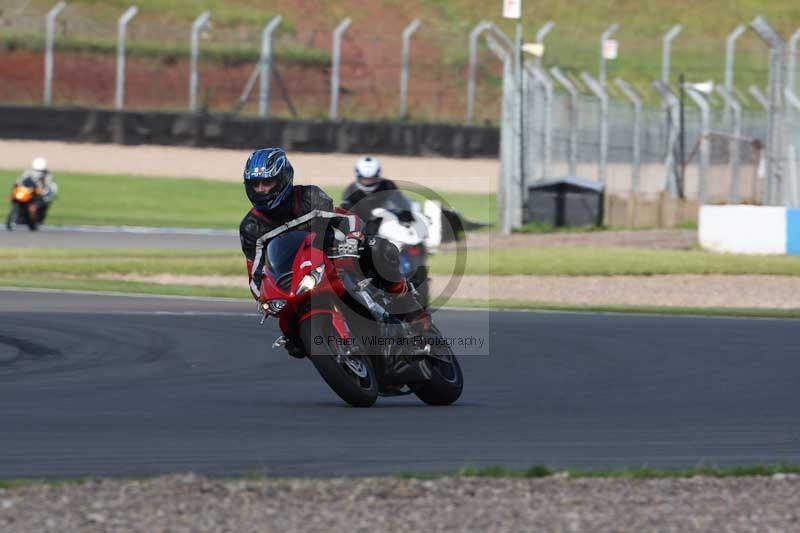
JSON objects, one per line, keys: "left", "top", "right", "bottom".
{"left": 239, "top": 148, "right": 426, "bottom": 358}
{"left": 341, "top": 155, "right": 398, "bottom": 224}
{"left": 13, "top": 157, "right": 58, "bottom": 226}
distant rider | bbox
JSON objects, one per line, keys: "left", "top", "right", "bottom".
{"left": 238, "top": 148, "right": 427, "bottom": 358}
{"left": 15, "top": 157, "right": 58, "bottom": 224}
{"left": 340, "top": 156, "right": 398, "bottom": 222}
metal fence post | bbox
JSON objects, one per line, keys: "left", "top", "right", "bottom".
{"left": 785, "top": 87, "right": 800, "bottom": 207}
{"left": 599, "top": 23, "right": 619, "bottom": 88}
{"left": 751, "top": 16, "right": 786, "bottom": 205}
{"left": 662, "top": 24, "right": 683, "bottom": 84}
{"left": 399, "top": 19, "right": 422, "bottom": 119}
{"left": 466, "top": 21, "right": 493, "bottom": 125}
{"left": 534, "top": 21, "right": 554, "bottom": 67}
{"left": 686, "top": 88, "right": 711, "bottom": 204}
{"left": 581, "top": 71, "right": 609, "bottom": 184}
{"left": 715, "top": 86, "right": 743, "bottom": 203}
{"left": 484, "top": 27, "right": 516, "bottom": 235}
{"left": 653, "top": 80, "right": 681, "bottom": 196}
{"left": 115, "top": 6, "right": 138, "bottom": 111}
{"left": 43, "top": 1, "right": 67, "bottom": 106}
{"left": 329, "top": 17, "right": 352, "bottom": 120}
{"left": 189, "top": 11, "right": 211, "bottom": 113}
{"left": 526, "top": 63, "right": 553, "bottom": 181}
{"left": 549, "top": 66, "right": 578, "bottom": 176}
{"left": 615, "top": 78, "right": 642, "bottom": 192}
{"left": 725, "top": 25, "right": 746, "bottom": 117}
{"left": 749, "top": 85, "right": 769, "bottom": 110}
{"left": 788, "top": 28, "right": 800, "bottom": 95}
{"left": 258, "top": 15, "right": 282, "bottom": 118}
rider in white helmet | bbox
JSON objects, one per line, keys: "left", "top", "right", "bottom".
{"left": 15, "top": 157, "right": 58, "bottom": 223}
{"left": 341, "top": 156, "right": 398, "bottom": 221}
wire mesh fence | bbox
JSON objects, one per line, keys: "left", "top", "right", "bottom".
{"left": 0, "top": 3, "right": 506, "bottom": 121}
{"left": 4, "top": 3, "right": 800, "bottom": 225}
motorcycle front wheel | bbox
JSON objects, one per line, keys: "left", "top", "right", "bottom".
{"left": 5, "top": 203, "right": 18, "bottom": 231}
{"left": 413, "top": 326, "right": 463, "bottom": 406}
{"left": 301, "top": 314, "right": 378, "bottom": 407}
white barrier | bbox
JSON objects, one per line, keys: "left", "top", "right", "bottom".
{"left": 699, "top": 205, "right": 800, "bottom": 255}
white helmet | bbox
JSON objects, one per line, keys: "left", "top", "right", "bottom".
{"left": 31, "top": 157, "right": 48, "bottom": 172}
{"left": 355, "top": 156, "right": 382, "bottom": 193}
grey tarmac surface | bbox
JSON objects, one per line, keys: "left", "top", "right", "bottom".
{"left": 1, "top": 289, "right": 800, "bottom": 479}
{"left": 0, "top": 226, "right": 238, "bottom": 250}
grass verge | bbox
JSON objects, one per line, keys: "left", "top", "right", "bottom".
{"left": 431, "top": 247, "right": 800, "bottom": 276}
{"left": 0, "top": 276, "right": 248, "bottom": 299}
{"left": 2, "top": 279, "right": 799, "bottom": 320}
{"left": 2, "top": 463, "right": 799, "bottom": 489}
{"left": 0, "top": 30, "right": 328, "bottom": 67}
{"left": 441, "top": 298, "right": 800, "bottom": 319}
{"left": 399, "top": 463, "right": 800, "bottom": 480}
{"left": 4, "top": 247, "right": 800, "bottom": 278}
{"left": 0, "top": 170, "right": 495, "bottom": 228}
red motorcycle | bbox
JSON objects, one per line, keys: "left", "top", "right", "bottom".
{"left": 256, "top": 210, "right": 463, "bottom": 407}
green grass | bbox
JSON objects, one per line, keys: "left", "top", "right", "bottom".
{"left": 1, "top": 280, "right": 797, "bottom": 319}
{"left": 2, "top": 247, "right": 800, "bottom": 319}
{"left": 431, "top": 247, "right": 800, "bottom": 276}
{"left": 0, "top": 477, "right": 98, "bottom": 490}
{"left": 441, "top": 298, "right": 800, "bottom": 319}
{"left": 14, "top": 0, "right": 799, "bottom": 112}
{"left": 0, "top": 30, "right": 329, "bottom": 67}
{"left": 514, "top": 222, "right": 608, "bottom": 234}
{"left": 2, "top": 463, "right": 799, "bottom": 489}
{"left": 0, "top": 170, "right": 250, "bottom": 228}
{"left": 0, "top": 276, "right": 249, "bottom": 299}
{"left": 0, "top": 248, "right": 244, "bottom": 276}
{"left": 400, "top": 463, "right": 800, "bottom": 480}
{"left": 0, "top": 170, "right": 495, "bottom": 228}
{"left": 3, "top": 246, "right": 800, "bottom": 279}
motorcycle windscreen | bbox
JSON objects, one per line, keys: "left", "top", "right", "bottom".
{"left": 266, "top": 231, "right": 311, "bottom": 280}
{"left": 380, "top": 190, "right": 414, "bottom": 213}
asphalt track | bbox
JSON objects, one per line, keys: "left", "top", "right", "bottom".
{"left": 0, "top": 225, "right": 237, "bottom": 250}
{"left": 2, "top": 289, "right": 800, "bottom": 479}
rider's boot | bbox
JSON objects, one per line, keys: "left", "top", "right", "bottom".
{"left": 285, "top": 337, "right": 306, "bottom": 359}
{"left": 385, "top": 280, "right": 432, "bottom": 333}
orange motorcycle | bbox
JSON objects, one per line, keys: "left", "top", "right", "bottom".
{"left": 6, "top": 184, "right": 43, "bottom": 231}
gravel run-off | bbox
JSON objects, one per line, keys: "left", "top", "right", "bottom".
{"left": 100, "top": 273, "right": 800, "bottom": 310}
{"left": 2, "top": 474, "right": 799, "bottom": 532}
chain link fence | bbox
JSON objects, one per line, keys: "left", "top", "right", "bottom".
{"left": 0, "top": 2, "right": 503, "bottom": 121}
{"left": 493, "top": 22, "right": 800, "bottom": 233}
{"left": 4, "top": 4, "right": 800, "bottom": 230}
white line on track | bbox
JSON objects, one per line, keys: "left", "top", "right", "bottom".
{"left": 1, "top": 288, "right": 797, "bottom": 321}
{"left": 0, "top": 286, "right": 248, "bottom": 302}
{"left": 40, "top": 224, "right": 237, "bottom": 236}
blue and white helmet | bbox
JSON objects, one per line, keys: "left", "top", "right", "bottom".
{"left": 243, "top": 148, "right": 294, "bottom": 212}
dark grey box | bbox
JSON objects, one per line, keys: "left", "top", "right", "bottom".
{"left": 526, "top": 176, "right": 605, "bottom": 227}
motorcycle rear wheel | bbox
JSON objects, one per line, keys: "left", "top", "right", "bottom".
{"left": 301, "top": 314, "right": 378, "bottom": 407}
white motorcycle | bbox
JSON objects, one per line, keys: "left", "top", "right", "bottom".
{"left": 367, "top": 190, "right": 441, "bottom": 308}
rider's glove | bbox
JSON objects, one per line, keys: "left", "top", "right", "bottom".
{"left": 335, "top": 230, "right": 364, "bottom": 257}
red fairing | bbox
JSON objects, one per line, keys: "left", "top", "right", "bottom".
{"left": 258, "top": 231, "right": 349, "bottom": 338}
{"left": 298, "top": 308, "right": 352, "bottom": 340}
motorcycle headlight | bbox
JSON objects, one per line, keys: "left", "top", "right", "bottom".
{"left": 261, "top": 299, "right": 287, "bottom": 315}
{"left": 296, "top": 264, "right": 325, "bottom": 295}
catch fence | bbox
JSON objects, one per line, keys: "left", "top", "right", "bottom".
{"left": 3, "top": 4, "right": 800, "bottom": 233}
